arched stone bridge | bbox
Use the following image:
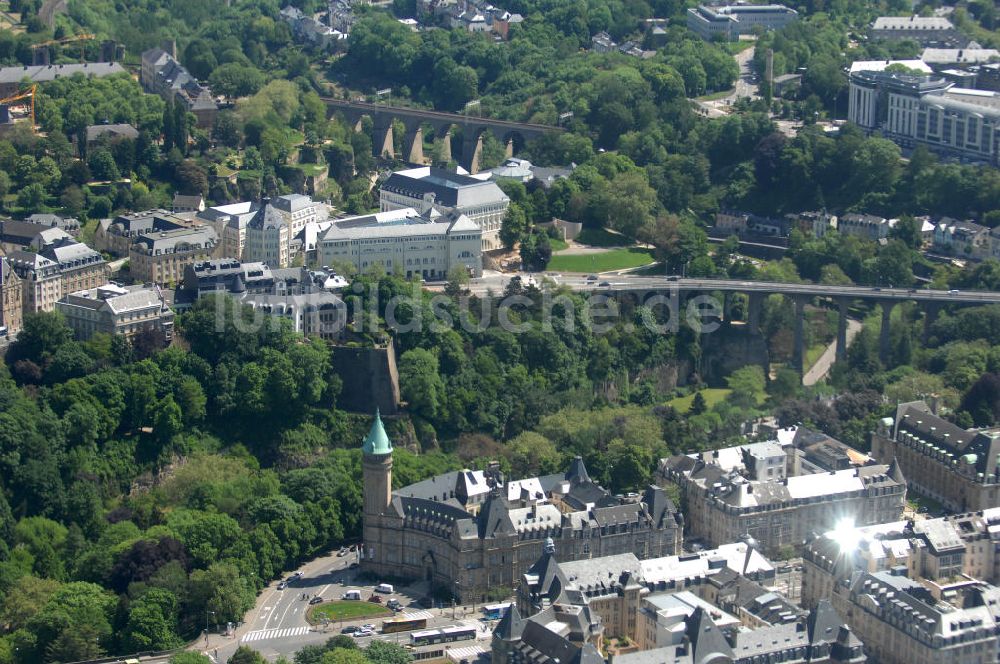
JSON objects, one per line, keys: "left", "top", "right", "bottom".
{"left": 321, "top": 98, "right": 564, "bottom": 173}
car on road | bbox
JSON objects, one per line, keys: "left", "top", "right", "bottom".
{"left": 387, "top": 599, "right": 402, "bottom": 611}
{"left": 416, "top": 597, "right": 434, "bottom": 609}
{"left": 342, "top": 626, "right": 359, "bottom": 634}
{"left": 949, "top": 289, "right": 960, "bottom": 294}
{"left": 277, "top": 582, "right": 287, "bottom": 590}
{"left": 354, "top": 629, "right": 374, "bottom": 638}
{"left": 342, "top": 590, "right": 362, "bottom": 600}
{"left": 309, "top": 596, "right": 324, "bottom": 605}
{"left": 599, "top": 281, "right": 611, "bottom": 287}
{"left": 362, "top": 624, "right": 376, "bottom": 631}
{"left": 337, "top": 548, "right": 348, "bottom": 557}
{"left": 586, "top": 275, "right": 598, "bottom": 281}
{"left": 349, "top": 562, "right": 359, "bottom": 569}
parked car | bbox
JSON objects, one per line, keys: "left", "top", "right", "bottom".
{"left": 342, "top": 590, "right": 362, "bottom": 600}
{"left": 361, "top": 624, "right": 376, "bottom": 631}
{"left": 368, "top": 594, "right": 383, "bottom": 603}
{"left": 375, "top": 583, "right": 394, "bottom": 594}
{"left": 349, "top": 562, "right": 359, "bottom": 569}
{"left": 354, "top": 629, "right": 374, "bottom": 638}
{"left": 337, "top": 549, "right": 348, "bottom": 557}
{"left": 416, "top": 597, "right": 434, "bottom": 609}
{"left": 309, "top": 596, "right": 324, "bottom": 605}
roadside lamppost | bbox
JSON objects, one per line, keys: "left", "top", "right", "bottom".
{"left": 206, "top": 610, "right": 216, "bottom": 642}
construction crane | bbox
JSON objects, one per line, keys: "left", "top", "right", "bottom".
{"left": 31, "top": 33, "right": 95, "bottom": 62}
{"left": 0, "top": 85, "right": 37, "bottom": 128}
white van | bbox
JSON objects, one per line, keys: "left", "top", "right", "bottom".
{"left": 375, "top": 583, "right": 394, "bottom": 594}
{"left": 342, "top": 590, "right": 362, "bottom": 600}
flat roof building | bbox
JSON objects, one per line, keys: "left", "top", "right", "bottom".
{"left": 871, "top": 16, "right": 965, "bottom": 47}
{"left": 0, "top": 62, "right": 126, "bottom": 97}
{"left": 686, "top": 3, "right": 798, "bottom": 41}
{"left": 848, "top": 69, "right": 1000, "bottom": 166}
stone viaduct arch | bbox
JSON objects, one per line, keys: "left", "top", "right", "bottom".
{"left": 323, "top": 98, "right": 562, "bottom": 173}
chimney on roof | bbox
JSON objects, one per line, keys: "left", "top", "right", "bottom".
{"left": 928, "top": 394, "right": 940, "bottom": 415}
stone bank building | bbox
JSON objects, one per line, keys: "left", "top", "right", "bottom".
{"left": 360, "top": 412, "right": 683, "bottom": 602}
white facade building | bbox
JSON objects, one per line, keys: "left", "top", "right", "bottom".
{"left": 380, "top": 167, "right": 508, "bottom": 251}
{"left": 686, "top": 3, "right": 798, "bottom": 41}
{"left": 870, "top": 16, "right": 964, "bottom": 47}
{"left": 271, "top": 193, "right": 318, "bottom": 235}
{"left": 849, "top": 69, "right": 1000, "bottom": 165}
{"left": 319, "top": 207, "right": 482, "bottom": 279}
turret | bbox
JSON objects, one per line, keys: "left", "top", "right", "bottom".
{"left": 362, "top": 408, "right": 393, "bottom": 520}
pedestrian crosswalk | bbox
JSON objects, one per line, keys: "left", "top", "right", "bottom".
{"left": 446, "top": 645, "right": 487, "bottom": 661}
{"left": 400, "top": 610, "right": 434, "bottom": 621}
{"left": 241, "top": 626, "right": 310, "bottom": 642}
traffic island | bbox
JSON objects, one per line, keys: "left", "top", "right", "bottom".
{"left": 307, "top": 600, "right": 393, "bottom": 625}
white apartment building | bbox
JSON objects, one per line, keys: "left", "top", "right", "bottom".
{"left": 196, "top": 201, "right": 256, "bottom": 261}
{"left": 849, "top": 68, "right": 1000, "bottom": 166}
{"left": 5, "top": 251, "right": 62, "bottom": 314}
{"left": 319, "top": 207, "right": 482, "bottom": 279}
{"left": 245, "top": 200, "right": 291, "bottom": 268}
{"left": 271, "top": 193, "right": 318, "bottom": 235}
{"left": 686, "top": 3, "right": 798, "bottom": 41}
{"left": 870, "top": 16, "right": 964, "bottom": 47}
{"left": 380, "top": 167, "right": 508, "bottom": 251}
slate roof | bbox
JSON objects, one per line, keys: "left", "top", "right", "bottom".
{"left": 86, "top": 123, "right": 139, "bottom": 142}
{"left": 248, "top": 200, "right": 288, "bottom": 231}
{"left": 132, "top": 226, "right": 217, "bottom": 254}
{"left": 0, "top": 62, "right": 125, "bottom": 85}
{"left": 382, "top": 167, "right": 509, "bottom": 209}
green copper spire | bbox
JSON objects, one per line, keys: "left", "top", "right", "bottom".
{"left": 362, "top": 408, "right": 392, "bottom": 456}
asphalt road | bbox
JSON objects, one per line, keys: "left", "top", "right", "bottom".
{"left": 200, "top": 550, "right": 489, "bottom": 662}
{"left": 802, "top": 318, "right": 862, "bottom": 386}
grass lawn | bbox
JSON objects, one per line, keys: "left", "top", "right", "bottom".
{"left": 298, "top": 163, "right": 328, "bottom": 176}
{"left": 576, "top": 227, "right": 630, "bottom": 247}
{"left": 548, "top": 248, "right": 655, "bottom": 273}
{"left": 724, "top": 40, "right": 755, "bottom": 55}
{"left": 695, "top": 89, "right": 734, "bottom": 101}
{"left": 666, "top": 388, "right": 732, "bottom": 412}
{"left": 307, "top": 601, "right": 391, "bottom": 625}
{"left": 549, "top": 237, "right": 569, "bottom": 252}
{"left": 805, "top": 343, "right": 827, "bottom": 369}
